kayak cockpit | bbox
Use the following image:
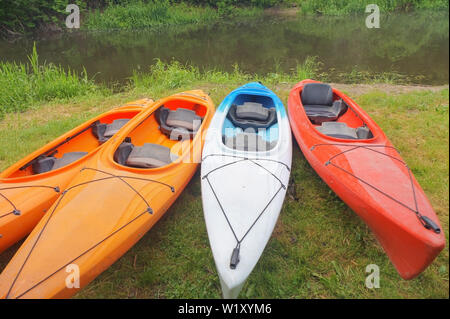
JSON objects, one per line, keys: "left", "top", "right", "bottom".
{"left": 222, "top": 94, "right": 279, "bottom": 152}
{"left": 114, "top": 100, "right": 207, "bottom": 169}
{"left": 300, "top": 83, "right": 374, "bottom": 140}
{"left": 7, "top": 111, "right": 140, "bottom": 178}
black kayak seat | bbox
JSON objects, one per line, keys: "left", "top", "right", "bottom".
{"left": 157, "top": 107, "right": 202, "bottom": 140}
{"left": 227, "top": 103, "right": 277, "bottom": 130}
{"left": 114, "top": 141, "right": 178, "bottom": 168}
{"left": 32, "top": 156, "right": 57, "bottom": 174}
{"left": 316, "top": 122, "right": 373, "bottom": 140}
{"left": 301, "top": 83, "right": 347, "bottom": 124}
{"left": 32, "top": 151, "right": 88, "bottom": 174}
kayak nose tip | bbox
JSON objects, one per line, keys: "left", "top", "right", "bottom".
{"left": 242, "top": 81, "right": 267, "bottom": 90}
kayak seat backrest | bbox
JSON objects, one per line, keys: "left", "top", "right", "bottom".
{"left": 92, "top": 119, "right": 130, "bottom": 143}
{"left": 224, "top": 132, "right": 275, "bottom": 152}
{"left": 51, "top": 152, "right": 88, "bottom": 171}
{"left": 104, "top": 119, "right": 130, "bottom": 138}
{"left": 227, "top": 103, "right": 277, "bottom": 130}
{"left": 235, "top": 102, "right": 269, "bottom": 121}
{"left": 316, "top": 122, "right": 373, "bottom": 140}
{"left": 114, "top": 141, "right": 134, "bottom": 165}
{"left": 157, "top": 106, "right": 202, "bottom": 141}
{"left": 32, "top": 156, "right": 56, "bottom": 174}
{"left": 301, "top": 83, "right": 347, "bottom": 124}
{"left": 114, "top": 141, "right": 178, "bottom": 168}
{"left": 356, "top": 126, "right": 373, "bottom": 139}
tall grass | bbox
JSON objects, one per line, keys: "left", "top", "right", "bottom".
{"left": 84, "top": 1, "right": 262, "bottom": 30}
{"left": 0, "top": 44, "right": 99, "bottom": 116}
{"left": 130, "top": 56, "right": 320, "bottom": 95}
{"left": 295, "top": 0, "right": 449, "bottom": 15}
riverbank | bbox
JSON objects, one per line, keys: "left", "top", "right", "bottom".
{"left": 83, "top": 2, "right": 263, "bottom": 31}
{"left": 0, "top": 77, "right": 448, "bottom": 298}
{"left": 3, "top": 53, "right": 447, "bottom": 117}
{"left": 292, "top": 0, "right": 448, "bottom": 15}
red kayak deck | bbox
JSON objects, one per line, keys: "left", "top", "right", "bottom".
{"left": 288, "top": 79, "right": 445, "bottom": 279}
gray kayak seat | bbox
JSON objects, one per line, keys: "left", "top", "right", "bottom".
{"left": 51, "top": 151, "right": 88, "bottom": 170}
{"left": 166, "top": 108, "right": 202, "bottom": 131}
{"left": 114, "top": 142, "right": 178, "bottom": 168}
{"left": 104, "top": 119, "right": 130, "bottom": 137}
{"left": 92, "top": 118, "right": 130, "bottom": 143}
{"left": 316, "top": 122, "right": 373, "bottom": 140}
{"left": 157, "top": 107, "right": 202, "bottom": 140}
{"left": 235, "top": 102, "right": 269, "bottom": 121}
{"left": 224, "top": 132, "right": 275, "bottom": 152}
{"left": 301, "top": 83, "right": 347, "bottom": 124}
{"left": 227, "top": 103, "right": 277, "bottom": 130}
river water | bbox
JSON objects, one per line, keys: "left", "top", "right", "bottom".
{"left": 0, "top": 11, "right": 448, "bottom": 85}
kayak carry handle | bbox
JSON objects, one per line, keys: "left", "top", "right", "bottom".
{"left": 230, "top": 246, "right": 240, "bottom": 269}
{"left": 420, "top": 216, "right": 441, "bottom": 234}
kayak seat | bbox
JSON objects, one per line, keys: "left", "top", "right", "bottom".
{"left": 301, "top": 83, "right": 347, "bottom": 124}
{"left": 316, "top": 122, "right": 373, "bottom": 139}
{"left": 92, "top": 119, "right": 130, "bottom": 143}
{"left": 224, "top": 132, "right": 275, "bottom": 152}
{"left": 32, "top": 151, "right": 88, "bottom": 174}
{"left": 157, "top": 106, "right": 202, "bottom": 141}
{"left": 227, "top": 103, "right": 277, "bottom": 130}
{"left": 52, "top": 152, "right": 88, "bottom": 170}
{"left": 114, "top": 141, "right": 178, "bottom": 168}
{"left": 235, "top": 102, "right": 269, "bottom": 121}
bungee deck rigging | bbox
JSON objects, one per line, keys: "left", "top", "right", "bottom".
{"left": 202, "top": 153, "right": 291, "bottom": 269}
{"left": 5, "top": 167, "right": 175, "bottom": 299}
{"left": 0, "top": 185, "right": 60, "bottom": 218}
{"left": 311, "top": 143, "right": 441, "bottom": 234}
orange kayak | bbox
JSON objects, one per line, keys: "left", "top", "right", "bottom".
{"left": 0, "top": 90, "right": 213, "bottom": 298}
{"left": 0, "top": 99, "right": 152, "bottom": 254}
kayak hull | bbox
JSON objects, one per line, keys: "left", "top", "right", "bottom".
{"left": 288, "top": 80, "right": 445, "bottom": 279}
{"left": 201, "top": 82, "right": 292, "bottom": 298}
{"left": 0, "top": 100, "right": 151, "bottom": 254}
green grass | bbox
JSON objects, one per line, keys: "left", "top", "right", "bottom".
{"left": 292, "top": 0, "right": 449, "bottom": 15}
{"left": 83, "top": 1, "right": 263, "bottom": 31}
{"left": 0, "top": 44, "right": 102, "bottom": 117}
{"left": 0, "top": 55, "right": 448, "bottom": 298}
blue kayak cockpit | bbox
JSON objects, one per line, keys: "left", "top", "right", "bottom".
{"left": 222, "top": 93, "right": 279, "bottom": 152}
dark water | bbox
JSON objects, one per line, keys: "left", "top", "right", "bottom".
{"left": 0, "top": 12, "right": 448, "bottom": 85}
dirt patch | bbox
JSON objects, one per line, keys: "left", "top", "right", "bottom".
{"left": 273, "top": 83, "right": 449, "bottom": 97}
{"left": 329, "top": 83, "right": 449, "bottom": 96}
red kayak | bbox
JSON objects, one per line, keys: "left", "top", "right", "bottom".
{"left": 288, "top": 79, "right": 445, "bottom": 279}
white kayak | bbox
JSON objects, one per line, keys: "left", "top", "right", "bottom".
{"left": 201, "top": 82, "right": 292, "bottom": 298}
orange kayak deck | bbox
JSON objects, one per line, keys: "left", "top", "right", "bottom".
{"left": 0, "top": 90, "right": 213, "bottom": 298}
{"left": 0, "top": 99, "right": 152, "bottom": 254}
{"left": 288, "top": 80, "right": 445, "bottom": 280}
